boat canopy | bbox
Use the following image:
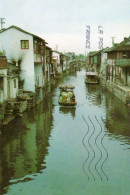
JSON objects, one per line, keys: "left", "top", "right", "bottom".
{"left": 86, "top": 72, "right": 98, "bottom": 76}
{"left": 59, "top": 85, "right": 75, "bottom": 92}
{"left": 59, "top": 85, "right": 75, "bottom": 89}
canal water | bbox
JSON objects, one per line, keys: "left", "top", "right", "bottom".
{"left": 0, "top": 69, "right": 130, "bottom": 195}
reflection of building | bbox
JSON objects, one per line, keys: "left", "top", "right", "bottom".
{"left": 0, "top": 97, "right": 54, "bottom": 194}
{"left": 85, "top": 85, "right": 103, "bottom": 106}
{"left": 59, "top": 106, "right": 76, "bottom": 118}
{"left": 104, "top": 91, "right": 130, "bottom": 141}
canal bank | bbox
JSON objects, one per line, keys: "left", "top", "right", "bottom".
{"left": 98, "top": 74, "right": 130, "bottom": 105}
{"left": 0, "top": 69, "right": 130, "bottom": 195}
{"left": 0, "top": 69, "right": 72, "bottom": 128}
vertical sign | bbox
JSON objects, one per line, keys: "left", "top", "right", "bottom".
{"left": 86, "top": 25, "right": 90, "bottom": 49}
{"left": 98, "top": 25, "right": 103, "bottom": 49}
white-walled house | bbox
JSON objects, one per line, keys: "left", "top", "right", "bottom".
{"left": 0, "top": 56, "right": 8, "bottom": 102}
{"left": 0, "top": 25, "right": 46, "bottom": 92}
{"left": 45, "top": 46, "right": 53, "bottom": 82}
{"left": 0, "top": 55, "right": 18, "bottom": 103}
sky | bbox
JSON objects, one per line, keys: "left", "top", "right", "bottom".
{"left": 0, "top": 0, "right": 130, "bottom": 54}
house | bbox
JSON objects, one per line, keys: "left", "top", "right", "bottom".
{"left": 52, "top": 50, "right": 61, "bottom": 74}
{"left": 60, "top": 53, "right": 68, "bottom": 72}
{"left": 0, "top": 25, "right": 46, "bottom": 92}
{"left": 106, "top": 37, "right": 130, "bottom": 86}
{"left": 100, "top": 47, "right": 109, "bottom": 73}
{"left": 0, "top": 54, "right": 18, "bottom": 103}
{"left": 0, "top": 55, "right": 8, "bottom": 102}
{"left": 45, "top": 46, "right": 53, "bottom": 82}
{"left": 105, "top": 36, "right": 130, "bottom": 104}
{"left": 64, "top": 52, "right": 77, "bottom": 69}
{"left": 92, "top": 50, "right": 102, "bottom": 73}
{"left": 88, "top": 50, "right": 102, "bottom": 73}
{"left": 88, "top": 51, "right": 97, "bottom": 71}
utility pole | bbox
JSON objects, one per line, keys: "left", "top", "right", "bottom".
{"left": 0, "top": 18, "right": 5, "bottom": 30}
{"left": 55, "top": 44, "right": 58, "bottom": 51}
{"left": 110, "top": 37, "right": 116, "bottom": 46}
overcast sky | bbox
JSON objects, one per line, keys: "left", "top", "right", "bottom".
{"left": 0, "top": 0, "right": 130, "bottom": 54}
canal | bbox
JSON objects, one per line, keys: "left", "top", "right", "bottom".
{"left": 0, "top": 69, "right": 130, "bottom": 195}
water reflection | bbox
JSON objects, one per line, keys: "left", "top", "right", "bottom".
{"left": 84, "top": 80, "right": 130, "bottom": 148}
{"left": 0, "top": 69, "right": 130, "bottom": 195}
{"left": 104, "top": 92, "right": 130, "bottom": 145}
{"left": 59, "top": 106, "right": 76, "bottom": 118}
{"left": 85, "top": 84, "right": 103, "bottom": 106}
{"left": 0, "top": 97, "right": 54, "bottom": 194}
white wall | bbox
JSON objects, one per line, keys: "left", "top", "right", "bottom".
{"left": 8, "top": 78, "right": 18, "bottom": 99}
{"left": 0, "top": 28, "right": 35, "bottom": 92}
{"left": 63, "top": 61, "right": 67, "bottom": 71}
{"left": 0, "top": 69, "right": 7, "bottom": 102}
{"left": 34, "top": 64, "right": 43, "bottom": 87}
{"left": 100, "top": 52, "right": 107, "bottom": 72}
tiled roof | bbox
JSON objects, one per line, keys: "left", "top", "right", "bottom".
{"left": 0, "top": 25, "right": 47, "bottom": 43}
{"left": 107, "top": 37, "right": 130, "bottom": 52}
{"left": 88, "top": 50, "right": 101, "bottom": 57}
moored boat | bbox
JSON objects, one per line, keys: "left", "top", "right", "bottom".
{"left": 85, "top": 72, "right": 99, "bottom": 84}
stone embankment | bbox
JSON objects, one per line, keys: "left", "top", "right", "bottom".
{"left": 98, "top": 75, "right": 130, "bottom": 105}
{"left": 0, "top": 70, "right": 72, "bottom": 128}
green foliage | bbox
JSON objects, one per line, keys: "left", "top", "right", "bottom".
{"left": 0, "top": 52, "right": 4, "bottom": 56}
{"left": 77, "top": 54, "right": 84, "bottom": 59}
{"left": 0, "top": 114, "right": 4, "bottom": 120}
{"left": 0, "top": 50, "right": 5, "bottom": 56}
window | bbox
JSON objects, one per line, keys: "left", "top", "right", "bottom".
{"left": 21, "top": 40, "right": 29, "bottom": 49}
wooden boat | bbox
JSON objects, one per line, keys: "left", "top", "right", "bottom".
{"left": 58, "top": 85, "right": 77, "bottom": 106}
{"left": 85, "top": 72, "right": 99, "bottom": 84}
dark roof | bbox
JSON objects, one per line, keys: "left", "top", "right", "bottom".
{"left": 107, "top": 37, "right": 130, "bottom": 52}
{"left": 102, "top": 47, "right": 110, "bottom": 53}
{"left": 53, "top": 50, "right": 62, "bottom": 55}
{"left": 88, "top": 51, "right": 97, "bottom": 57}
{"left": 46, "top": 46, "right": 52, "bottom": 50}
{"left": 0, "top": 25, "right": 47, "bottom": 43}
{"left": 88, "top": 50, "right": 101, "bottom": 57}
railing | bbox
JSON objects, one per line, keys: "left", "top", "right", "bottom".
{"left": 108, "top": 81, "right": 130, "bottom": 97}
{"left": 116, "top": 59, "right": 130, "bottom": 67}
{"left": 107, "top": 59, "right": 130, "bottom": 67}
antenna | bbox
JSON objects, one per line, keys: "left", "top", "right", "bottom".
{"left": 110, "top": 37, "right": 116, "bottom": 46}
{"left": 0, "top": 18, "right": 5, "bottom": 30}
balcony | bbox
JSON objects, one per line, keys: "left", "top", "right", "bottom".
{"left": 34, "top": 54, "right": 42, "bottom": 63}
{"left": 116, "top": 59, "right": 130, "bottom": 67}
{"left": 107, "top": 59, "right": 130, "bottom": 67}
